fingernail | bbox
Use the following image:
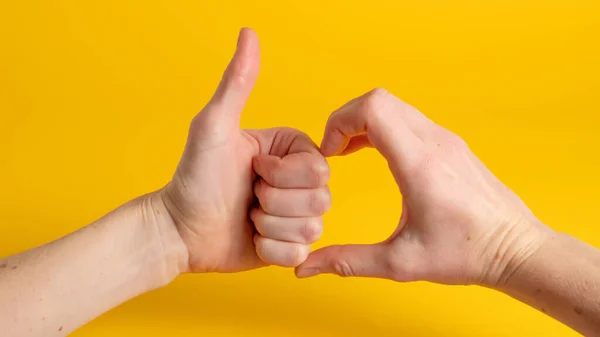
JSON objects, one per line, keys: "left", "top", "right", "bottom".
{"left": 296, "top": 267, "right": 320, "bottom": 278}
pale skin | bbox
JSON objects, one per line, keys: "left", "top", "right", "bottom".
{"left": 1, "top": 28, "right": 599, "bottom": 336}
{"left": 0, "top": 28, "right": 332, "bottom": 336}
{"left": 295, "top": 88, "right": 600, "bottom": 335}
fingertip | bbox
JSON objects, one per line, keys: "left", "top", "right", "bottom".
{"left": 255, "top": 236, "right": 311, "bottom": 267}
{"left": 205, "top": 27, "right": 260, "bottom": 126}
{"left": 319, "top": 141, "right": 338, "bottom": 158}
{"left": 239, "top": 27, "right": 257, "bottom": 41}
{"left": 252, "top": 154, "right": 278, "bottom": 176}
{"left": 236, "top": 27, "right": 257, "bottom": 50}
{"left": 235, "top": 27, "right": 259, "bottom": 68}
{"left": 319, "top": 138, "right": 335, "bottom": 157}
{"left": 253, "top": 155, "right": 281, "bottom": 188}
{"left": 288, "top": 243, "right": 311, "bottom": 268}
{"left": 252, "top": 155, "right": 261, "bottom": 172}
{"left": 249, "top": 206, "right": 260, "bottom": 223}
{"left": 320, "top": 131, "right": 350, "bottom": 157}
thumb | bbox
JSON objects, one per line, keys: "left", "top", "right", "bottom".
{"left": 200, "top": 27, "right": 260, "bottom": 129}
{"left": 295, "top": 243, "right": 391, "bottom": 279}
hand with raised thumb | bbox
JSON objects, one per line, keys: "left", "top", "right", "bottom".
{"left": 155, "top": 28, "right": 331, "bottom": 274}
{"left": 296, "top": 89, "right": 552, "bottom": 286}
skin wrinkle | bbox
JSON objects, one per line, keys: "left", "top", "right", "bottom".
{"left": 154, "top": 29, "right": 330, "bottom": 275}
{"left": 4, "top": 28, "right": 600, "bottom": 336}
{"left": 497, "top": 231, "right": 545, "bottom": 287}
{"left": 477, "top": 217, "right": 518, "bottom": 285}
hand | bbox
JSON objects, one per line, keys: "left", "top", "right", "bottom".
{"left": 158, "top": 28, "right": 331, "bottom": 273}
{"left": 296, "top": 89, "right": 553, "bottom": 286}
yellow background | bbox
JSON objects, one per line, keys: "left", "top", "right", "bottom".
{"left": 1, "top": 0, "right": 599, "bottom": 336}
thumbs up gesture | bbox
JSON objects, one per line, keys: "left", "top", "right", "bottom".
{"left": 158, "top": 28, "right": 331, "bottom": 273}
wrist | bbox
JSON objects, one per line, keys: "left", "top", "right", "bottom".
{"left": 498, "top": 232, "right": 561, "bottom": 291}
{"left": 477, "top": 218, "right": 554, "bottom": 288}
{"left": 493, "top": 232, "right": 600, "bottom": 335}
{"left": 135, "top": 189, "right": 190, "bottom": 285}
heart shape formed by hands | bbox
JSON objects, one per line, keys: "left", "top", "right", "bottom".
{"left": 295, "top": 89, "right": 550, "bottom": 287}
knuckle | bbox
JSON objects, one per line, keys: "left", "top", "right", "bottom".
{"left": 254, "top": 180, "right": 265, "bottom": 200}
{"left": 189, "top": 111, "right": 226, "bottom": 141}
{"left": 302, "top": 218, "right": 323, "bottom": 243}
{"left": 366, "top": 87, "right": 390, "bottom": 100}
{"left": 289, "top": 245, "right": 309, "bottom": 267}
{"left": 363, "top": 88, "right": 389, "bottom": 112}
{"left": 407, "top": 151, "right": 436, "bottom": 180}
{"left": 230, "top": 73, "right": 246, "bottom": 88}
{"left": 309, "top": 187, "right": 332, "bottom": 215}
{"left": 277, "top": 126, "right": 297, "bottom": 135}
{"left": 227, "top": 60, "right": 250, "bottom": 87}
{"left": 333, "top": 260, "right": 356, "bottom": 277}
{"left": 362, "top": 88, "right": 395, "bottom": 127}
{"left": 452, "top": 135, "right": 469, "bottom": 152}
{"left": 437, "top": 129, "right": 469, "bottom": 153}
{"left": 446, "top": 134, "right": 469, "bottom": 152}
{"left": 309, "top": 160, "right": 330, "bottom": 186}
{"left": 326, "top": 110, "right": 343, "bottom": 129}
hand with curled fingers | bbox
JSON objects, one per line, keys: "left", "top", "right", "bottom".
{"left": 295, "top": 88, "right": 553, "bottom": 287}
{"left": 157, "top": 28, "right": 330, "bottom": 273}
{"left": 251, "top": 151, "right": 331, "bottom": 267}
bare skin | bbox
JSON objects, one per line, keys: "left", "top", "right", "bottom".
{"left": 1, "top": 28, "right": 599, "bottom": 336}
{"left": 295, "top": 88, "right": 600, "bottom": 335}
{"left": 0, "top": 28, "right": 331, "bottom": 336}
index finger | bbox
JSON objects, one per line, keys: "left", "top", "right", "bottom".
{"left": 248, "top": 128, "right": 330, "bottom": 188}
{"left": 320, "top": 88, "right": 427, "bottom": 172}
{"left": 253, "top": 152, "right": 329, "bottom": 188}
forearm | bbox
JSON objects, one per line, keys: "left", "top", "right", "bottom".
{"left": 497, "top": 232, "right": 600, "bottom": 336}
{"left": 0, "top": 191, "right": 188, "bottom": 336}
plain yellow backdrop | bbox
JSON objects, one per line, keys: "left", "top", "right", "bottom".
{"left": 1, "top": 0, "right": 599, "bottom": 336}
